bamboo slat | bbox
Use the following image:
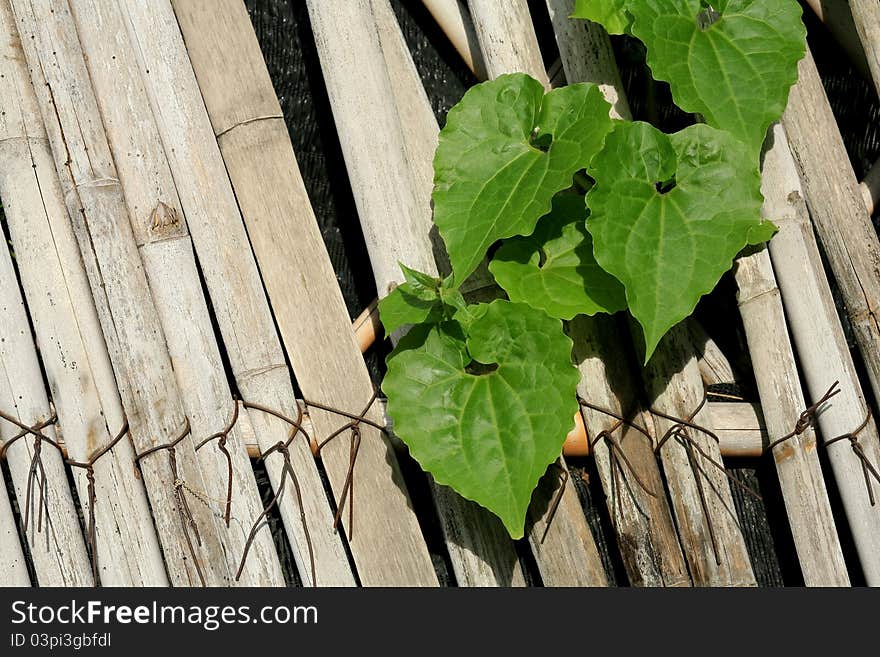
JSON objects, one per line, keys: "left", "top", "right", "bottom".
{"left": 849, "top": 0, "right": 880, "bottom": 94}
{"left": 783, "top": 48, "right": 880, "bottom": 418}
{"left": 0, "top": 469, "right": 29, "bottom": 585}
{"left": 69, "top": 0, "right": 283, "bottom": 586}
{"left": 0, "top": 226, "right": 92, "bottom": 586}
{"left": 165, "top": 0, "right": 434, "bottom": 586}
{"left": 421, "top": 0, "right": 485, "bottom": 78}
{"left": 0, "top": 0, "right": 167, "bottom": 586}
{"left": 735, "top": 242, "right": 849, "bottom": 585}
{"left": 804, "top": 0, "right": 871, "bottom": 79}
{"left": 10, "top": 0, "right": 228, "bottom": 586}
{"left": 762, "top": 121, "right": 880, "bottom": 585}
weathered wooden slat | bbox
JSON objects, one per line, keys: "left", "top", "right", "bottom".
{"left": 0, "top": 469, "right": 30, "bottom": 586}
{"left": 370, "top": 0, "right": 526, "bottom": 587}
{"left": 68, "top": 0, "right": 283, "bottom": 585}
{"left": 762, "top": 121, "right": 880, "bottom": 585}
{"left": 544, "top": 0, "right": 690, "bottom": 587}
{"left": 0, "top": 1, "right": 167, "bottom": 586}
{"left": 0, "top": 237, "right": 92, "bottom": 586}
{"left": 735, "top": 241, "right": 849, "bottom": 585}
{"left": 468, "top": 0, "right": 608, "bottom": 587}
{"left": 804, "top": 0, "right": 871, "bottom": 79}
{"left": 10, "top": 0, "right": 228, "bottom": 586}
{"left": 850, "top": 0, "right": 880, "bottom": 94}
{"left": 783, "top": 48, "right": 880, "bottom": 417}
{"left": 421, "top": 0, "right": 485, "bottom": 78}
{"left": 142, "top": 0, "right": 433, "bottom": 586}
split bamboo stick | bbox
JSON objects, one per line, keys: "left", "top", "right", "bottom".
{"left": 762, "top": 122, "right": 880, "bottom": 585}
{"left": 10, "top": 0, "right": 230, "bottom": 586}
{"left": 849, "top": 1, "right": 880, "bottom": 95}
{"left": 468, "top": 0, "right": 609, "bottom": 587}
{"left": 68, "top": 0, "right": 283, "bottom": 586}
{"left": 735, "top": 241, "right": 849, "bottom": 585}
{"left": 0, "top": 470, "right": 29, "bottom": 585}
{"left": 0, "top": 1, "right": 167, "bottom": 586}
{"left": 544, "top": 0, "right": 690, "bottom": 587}
{"left": 0, "top": 237, "right": 92, "bottom": 586}
{"left": 370, "top": 0, "right": 526, "bottom": 586}
{"left": 804, "top": 0, "right": 872, "bottom": 79}
{"left": 137, "top": 0, "right": 433, "bottom": 586}
{"left": 421, "top": 0, "right": 485, "bottom": 78}
{"left": 782, "top": 47, "right": 880, "bottom": 418}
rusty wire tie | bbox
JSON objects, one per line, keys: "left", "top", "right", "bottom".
{"left": 763, "top": 381, "right": 841, "bottom": 454}
{"left": 194, "top": 401, "right": 238, "bottom": 528}
{"left": 824, "top": 409, "right": 880, "bottom": 506}
{"left": 135, "top": 418, "right": 207, "bottom": 587}
{"left": 0, "top": 410, "right": 60, "bottom": 549}
{"left": 650, "top": 395, "right": 761, "bottom": 566}
{"left": 236, "top": 400, "right": 315, "bottom": 585}
{"left": 577, "top": 397, "right": 661, "bottom": 500}
{"left": 64, "top": 418, "right": 130, "bottom": 587}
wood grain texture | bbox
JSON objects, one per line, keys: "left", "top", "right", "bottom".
{"left": 468, "top": 0, "right": 548, "bottom": 86}
{"left": 10, "top": 0, "right": 229, "bottom": 586}
{"left": 850, "top": 0, "right": 880, "bottom": 95}
{"left": 763, "top": 122, "right": 880, "bottom": 585}
{"left": 420, "top": 0, "right": 485, "bottom": 78}
{"left": 0, "top": 468, "right": 29, "bottom": 586}
{"left": 168, "top": 0, "right": 435, "bottom": 586}
{"left": 735, "top": 240, "right": 849, "bottom": 586}
{"left": 467, "top": 0, "right": 607, "bottom": 587}
{"left": 0, "top": 216, "right": 92, "bottom": 587}
{"left": 69, "top": 0, "right": 283, "bottom": 586}
{"left": 0, "top": 1, "right": 167, "bottom": 586}
{"left": 782, "top": 48, "right": 880, "bottom": 417}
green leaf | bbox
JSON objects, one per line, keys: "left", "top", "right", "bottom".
{"left": 586, "top": 121, "right": 772, "bottom": 360}
{"left": 572, "top": 0, "right": 632, "bottom": 34}
{"left": 630, "top": 0, "right": 806, "bottom": 154}
{"left": 379, "top": 265, "right": 466, "bottom": 334}
{"left": 489, "top": 193, "right": 627, "bottom": 320}
{"left": 383, "top": 300, "right": 580, "bottom": 538}
{"left": 433, "top": 73, "right": 614, "bottom": 284}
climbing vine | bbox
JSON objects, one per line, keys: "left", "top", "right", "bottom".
{"left": 381, "top": 0, "right": 806, "bottom": 538}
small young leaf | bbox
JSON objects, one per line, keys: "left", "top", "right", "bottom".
{"left": 490, "top": 193, "right": 626, "bottom": 320}
{"left": 378, "top": 265, "right": 466, "bottom": 334}
{"left": 630, "top": 0, "right": 806, "bottom": 154}
{"left": 586, "top": 121, "right": 773, "bottom": 360}
{"left": 383, "top": 300, "right": 580, "bottom": 538}
{"left": 572, "top": 0, "right": 632, "bottom": 34}
{"left": 433, "top": 74, "right": 614, "bottom": 284}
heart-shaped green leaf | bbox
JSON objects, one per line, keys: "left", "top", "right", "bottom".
{"left": 383, "top": 300, "right": 580, "bottom": 538}
{"left": 586, "top": 121, "right": 774, "bottom": 360}
{"left": 489, "top": 193, "right": 626, "bottom": 320}
{"left": 630, "top": 0, "right": 806, "bottom": 154}
{"left": 433, "top": 73, "right": 614, "bottom": 284}
{"left": 572, "top": 0, "right": 633, "bottom": 34}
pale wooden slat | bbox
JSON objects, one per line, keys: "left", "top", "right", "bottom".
{"left": 155, "top": 0, "right": 434, "bottom": 586}
{"left": 69, "top": 0, "right": 282, "bottom": 586}
{"left": 763, "top": 121, "right": 880, "bottom": 585}
{"left": 421, "top": 0, "right": 485, "bottom": 78}
{"left": 782, "top": 48, "right": 880, "bottom": 421}
{"left": 0, "top": 0, "right": 167, "bottom": 586}
{"left": 0, "top": 469, "right": 30, "bottom": 586}
{"left": 11, "top": 0, "right": 227, "bottom": 586}
{"left": 468, "top": 0, "right": 548, "bottom": 85}
{"left": 850, "top": 0, "right": 880, "bottom": 94}
{"left": 735, "top": 241, "right": 849, "bottom": 585}
{"left": 0, "top": 240, "right": 92, "bottom": 586}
